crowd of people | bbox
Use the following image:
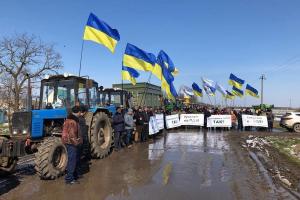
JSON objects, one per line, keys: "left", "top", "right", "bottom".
{"left": 60, "top": 104, "right": 275, "bottom": 185}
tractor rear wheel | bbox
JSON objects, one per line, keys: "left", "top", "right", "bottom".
{"left": 90, "top": 112, "right": 114, "bottom": 159}
{"left": 0, "top": 137, "right": 17, "bottom": 175}
{"left": 35, "top": 137, "right": 68, "bottom": 179}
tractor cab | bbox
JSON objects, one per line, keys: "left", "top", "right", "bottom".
{"left": 99, "top": 87, "right": 132, "bottom": 109}
{"left": 39, "top": 75, "right": 98, "bottom": 110}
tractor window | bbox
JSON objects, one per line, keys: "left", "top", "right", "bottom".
{"left": 42, "top": 84, "right": 55, "bottom": 107}
{"left": 78, "top": 83, "right": 87, "bottom": 106}
{"left": 111, "top": 92, "right": 121, "bottom": 106}
{"left": 89, "top": 87, "right": 97, "bottom": 108}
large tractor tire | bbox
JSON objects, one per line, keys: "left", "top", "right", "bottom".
{"left": 35, "top": 137, "right": 68, "bottom": 179}
{"left": 0, "top": 137, "right": 17, "bottom": 175}
{"left": 90, "top": 112, "right": 114, "bottom": 159}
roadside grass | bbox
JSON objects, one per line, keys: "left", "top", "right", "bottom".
{"left": 266, "top": 136, "right": 300, "bottom": 166}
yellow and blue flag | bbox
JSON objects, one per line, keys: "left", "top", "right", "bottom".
{"left": 228, "top": 73, "right": 245, "bottom": 89}
{"left": 192, "top": 82, "right": 203, "bottom": 97}
{"left": 245, "top": 84, "right": 259, "bottom": 98}
{"left": 123, "top": 43, "right": 156, "bottom": 72}
{"left": 158, "top": 50, "right": 179, "bottom": 76}
{"left": 225, "top": 90, "right": 235, "bottom": 99}
{"left": 232, "top": 86, "right": 244, "bottom": 97}
{"left": 156, "top": 51, "right": 178, "bottom": 100}
{"left": 152, "top": 50, "right": 179, "bottom": 80}
{"left": 83, "top": 13, "right": 120, "bottom": 53}
{"left": 122, "top": 66, "right": 139, "bottom": 85}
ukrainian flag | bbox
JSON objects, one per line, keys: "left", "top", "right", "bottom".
{"left": 228, "top": 73, "right": 245, "bottom": 89}
{"left": 157, "top": 53, "right": 177, "bottom": 100}
{"left": 83, "top": 13, "right": 120, "bottom": 53}
{"left": 122, "top": 66, "right": 139, "bottom": 85}
{"left": 245, "top": 84, "right": 259, "bottom": 98}
{"left": 122, "top": 43, "right": 156, "bottom": 72}
{"left": 157, "top": 50, "right": 179, "bottom": 76}
{"left": 192, "top": 82, "right": 203, "bottom": 97}
{"left": 232, "top": 86, "right": 244, "bottom": 97}
{"left": 225, "top": 90, "right": 235, "bottom": 99}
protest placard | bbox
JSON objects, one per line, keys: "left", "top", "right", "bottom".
{"left": 180, "top": 114, "right": 204, "bottom": 126}
{"left": 242, "top": 115, "right": 268, "bottom": 127}
{"left": 207, "top": 115, "right": 232, "bottom": 127}
{"left": 166, "top": 114, "right": 181, "bottom": 129}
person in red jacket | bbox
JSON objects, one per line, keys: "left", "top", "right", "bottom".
{"left": 62, "top": 106, "right": 82, "bottom": 184}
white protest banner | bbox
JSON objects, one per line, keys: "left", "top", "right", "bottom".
{"left": 166, "top": 114, "right": 181, "bottom": 129}
{"left": 149, "top": 116, "right": 159, "bottom": 135}
{"left": 180, "top": 114, "right": 204, "bottom": 126}
{"left": 155, "top": 114, "right": 164, "bottom": 130}
{"left": 242, "top": 115, "right": 268, "bottom": 127}
{"left": 207, "top": 115, "right": 232, "bottom": 127}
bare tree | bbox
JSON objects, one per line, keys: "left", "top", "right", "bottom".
{"left": 0, "top": 33, "right": 63, "bottom": 112}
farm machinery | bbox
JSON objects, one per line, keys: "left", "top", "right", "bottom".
{"left": 0, "top": 75, "right": 129, "bottom": 179}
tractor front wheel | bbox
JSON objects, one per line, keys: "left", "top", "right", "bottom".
{"left": 35, "top": 137, "right": 68, "bottom": 179}
{"left": 90, "top": 112, "right": 114, "bottom": 159}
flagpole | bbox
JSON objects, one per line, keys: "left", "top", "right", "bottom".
{"left": 140, "top": 72, "right": 153, "bottom": 107}
{"left": 78, "top": 40, "right": 85, "bottom": 77}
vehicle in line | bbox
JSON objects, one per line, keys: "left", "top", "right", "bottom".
{"left": 280, "top": 112, "right": 300, "bottom": 133}
{"left": 0, "top": 74, "right": 130, "bottom": 179}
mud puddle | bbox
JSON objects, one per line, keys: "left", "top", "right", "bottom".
{"left": 1, "top": 130, "right": 284, "bottom": 200}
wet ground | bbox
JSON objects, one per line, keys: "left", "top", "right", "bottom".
{"left": 0, "top": 130, "right": 297, "bottom": 200}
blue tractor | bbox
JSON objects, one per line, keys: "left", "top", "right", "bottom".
{"left": 0, "top": 75, "right": 116, "bottom": 179}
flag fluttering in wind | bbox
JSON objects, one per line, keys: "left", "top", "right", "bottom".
{"left": 152, "top": 50, "right": 179, "bottom": 81}
{"left": 215, "top": 82, "right": 227, "bottom": 97}
{"left": 225, "top": 90, "right": 235, "bottom": 99}
{"left": 202, "top": 78, "right": 216, "bottom": 96}
{"left": 192, "top": 82, "right": 203, "bottom": 97}
{"left": 179, "top": 85, "right": 194, "bottom": 98}
{"left": 232, "top": 86, "right": 244, "bottom": 97}
{"left": 83, "top": 13, "right": 120, "bottom": 53}
{"left": 245, "top": 84, "right": 259, "bottom": 98}
{"left": 122, "top": 66, "right": 139, "bottom": 85}
{"left": 228, "top": 73, "right": 245, "bottom": 89}
{"left": 157, "top": 51, "right": 178, "bottom": 100}
{"left": 122, "top": 43, "right": 156, "bottom": 72}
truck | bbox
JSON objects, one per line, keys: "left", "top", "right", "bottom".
{"left": 0, "top": 74, "right": 125, "bottom": 179}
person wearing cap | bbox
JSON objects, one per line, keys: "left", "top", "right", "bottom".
{"left": 112, "top": 106, "right": 125, "bottom": 151}
{"left": 124, "top": 108, "right": 134, "bottom": 148}
{"left": 62, "top": 106, "right": 82, "bottom": 184}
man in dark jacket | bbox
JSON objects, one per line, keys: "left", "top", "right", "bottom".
{"left": 134, "top": 107, "right": 144, "bottom": 142}
{"left": 113, "top": 107, "right": 125, "bottom": 151}
{"left": 62, "top": 106, "right": 82, "bottom": 184}
{"left": 141, "top": 107, "right": 150, "bottom": 142}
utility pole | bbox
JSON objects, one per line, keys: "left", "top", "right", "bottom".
{"left": 259, "top": 74, "right": 266, "bottom": 107}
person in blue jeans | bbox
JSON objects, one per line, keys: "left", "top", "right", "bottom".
{"left": 124, "top": 108, "right": 134, "bottom": 148}
{"left": 62, "top": 106, "right": 82, "bottom": 184}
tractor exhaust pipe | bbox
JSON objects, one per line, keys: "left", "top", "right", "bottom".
{"left": 26, "top": 74, "right": 32, "bottom": 111}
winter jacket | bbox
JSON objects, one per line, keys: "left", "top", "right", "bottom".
{"left": 113, "top": 112, "right": 125, "bottom": 132}
{"left": 62, "top": 114, "right": 82, "bottom": 146}
{"left": 124, "top": 114, "right": 134, "bottom": 130}
{"left": 134, "top": 111, "right": 144, "bottom": 126}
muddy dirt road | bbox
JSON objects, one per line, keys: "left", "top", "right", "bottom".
{"left": 1, "top": 130, "right": 297, "bottom": 200}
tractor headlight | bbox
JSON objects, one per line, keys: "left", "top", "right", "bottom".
{"left": 22, "top": 130, "right": 27, "bottom": 134}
